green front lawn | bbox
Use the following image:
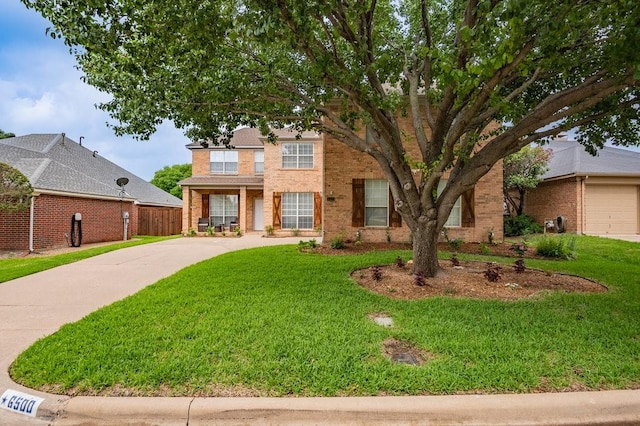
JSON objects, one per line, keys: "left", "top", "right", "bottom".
{"left": 10, "top": 235, "right": 640, "bottom": 396}
{"left": 0, "top": 235, "right": 177, "bottom": 284}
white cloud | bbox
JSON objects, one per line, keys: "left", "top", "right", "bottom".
{"left": 0, "top": 3, "right": 192, "bottom": 181}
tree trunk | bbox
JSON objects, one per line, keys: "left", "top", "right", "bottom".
{"left": 411, "top": 218, "right": 441, "bottom": 278}
{"left": 516, "top": 187, "right": 525, "bottom": 216}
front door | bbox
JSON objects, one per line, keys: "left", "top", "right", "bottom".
{"left": 253, "top": 198, "right": 264, "bottom": 231}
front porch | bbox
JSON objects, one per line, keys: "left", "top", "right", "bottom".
{"left": 181, "top": 177, "right": 264, "bottom": 235}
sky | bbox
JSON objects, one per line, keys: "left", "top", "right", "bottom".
{"left": 0, "top": 0, "right": 192, "bottom": 181}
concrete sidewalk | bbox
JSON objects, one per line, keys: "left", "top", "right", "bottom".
{"left": 1, "top": 235, "right": 639, "bottom": 425}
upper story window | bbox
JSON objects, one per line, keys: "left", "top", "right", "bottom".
{"left": 282, "top": 143, "right": 313, "bottom": 169}
{"left": 254, "top": 150, "right": 264, "bottom": 174}
{"left": 210, "top": 150, "right": 238, "bottom": 174}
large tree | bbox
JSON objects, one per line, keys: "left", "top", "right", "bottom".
{"left": 150, "top": 163, "right": 192, "bottom": 199}
{"left": 23, "top": 0, "right": 640, "bottom": 276}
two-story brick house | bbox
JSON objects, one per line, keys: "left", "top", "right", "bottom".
{"left": 179, "top": 127, "right": 323, "bottom": 235}
{"left": 180, "top": 126, "right": 504, "bottom": 244}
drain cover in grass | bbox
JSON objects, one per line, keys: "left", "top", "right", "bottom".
{"left": 383, "top": 338, "right": 428, "bottom": 366}
{"left": 392, "top": 352, "right": 421, "bottom": 365}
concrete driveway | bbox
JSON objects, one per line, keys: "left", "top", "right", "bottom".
{"left": 1, "top": 235, "right": 639, "bottom": 425}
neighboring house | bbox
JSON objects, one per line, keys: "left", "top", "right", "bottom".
{"left": 524, "top": 138, "right": 640, "bottom": 235}
{"left": 180, "top": 126, "right": 504, "bottom": 243}
{"left": 0, "top": 134, "right": 182, "bottom": 252}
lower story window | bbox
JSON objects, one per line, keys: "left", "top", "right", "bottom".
{"left": 282, "top": 193, "right": 313, "bottom": 229}
{"left": 210, "top": 194, "right": 238, "bottom": 227}
{"left": 365, "top": 180, "right": 389, "bottom": 226}
{"left": 437, "top": 181, "right": 461, "bottom": 227}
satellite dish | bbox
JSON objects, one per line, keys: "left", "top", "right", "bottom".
{"left": 116, "top": 177, "right": 129, "bottom": 187}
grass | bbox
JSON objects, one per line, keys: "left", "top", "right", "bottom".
{"left": 0, "top": 235, "right": 177, "bottom": 283}
{"left": 10, "top": 235, "right": 640, "bottom": 396}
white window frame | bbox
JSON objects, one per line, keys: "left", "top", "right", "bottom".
{"left": 365, "top": 180, "right": 389, "bottom": 227}
{"left": 209, "top": 194, "right": 238, "bottom": 227}
{"left": 254, "top": 150, "right": 264, "bottom": 174}
{"left": 282, "top": 143, "right": 313, "bottom": 169}
{"left": 437, "top": 181, "right": 462, "bottom": 227}
{"left": 281, "top": 192, "right": 314, "bottom": 229}
{"left": 210, "top": 150, "right": 238, "bottom": 174}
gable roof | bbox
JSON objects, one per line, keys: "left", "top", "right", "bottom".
{"left": 540, "top": 140, "right": 640, "bottom": 180}
{"left": 185, "top": 127, "right": 321, "bottom": 150}
{"left": 0, "top": 134, "right": 182, "bottom": 207}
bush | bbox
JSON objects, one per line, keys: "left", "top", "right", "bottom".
{"left": 535, "top": 235, "right": 577, "bottom": 259}
{"left": 504, "top": 215, "right": 543, "bottom": 236}
{"left": 330, "top": 236, "right": 345, "bottom": 249}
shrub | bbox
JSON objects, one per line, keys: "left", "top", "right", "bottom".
{"left": 297, "top": 239, "right": 318, "bottom": 252}
{"left": 265, "top": 225, "right": 274, "bottom": 236}
{"left": 504, "top": 215, "right": 543, "bottom": 237}
{"left": 535, "top": 235, "right": 577, "bottom": 259}
{"left": 484, "top": 263, "right": 502, "bottom": 282}
{"left": 479, "top": 242, "right": 491, "bottom": 255}
{"left": 371, "top": 266, "right": 383, "bottom": 281}
{"left": 330, "top": 236, "right": 345, "bottom": 249}
{"left": 395, "top": 256, "right": 406, "bottom": 268}
{"left": 413, "top": 270, "right": 427, "bottom": 287}
{"left": 513, "top": 259, "right": 526, "bottom": 273}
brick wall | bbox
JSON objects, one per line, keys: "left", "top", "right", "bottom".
{"left": 192, "top": 149, "right": 210, "bottom": 175}
{"left": 0, "top": 194, "right": 138, "bottom": 252}
{"left": 323, "top": 118, "right": 504, "bottom": 243}
{"left": 524, "top": 178, "right": 581, "bottom": 233}
{"left": 0, "top": 209, "right": 30, "bottom": 251}
{"left": 263, "top": 139, "right": 323, "bottom": 234}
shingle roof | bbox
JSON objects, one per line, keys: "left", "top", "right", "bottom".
{"left": 541, "top": 140, "right": 640, "bottom": 180}
{"left": 185, "top": 127, "right": 321, "bottom": 150}
{"left": 0, "top": 134, "right": 182, "bottom": 207}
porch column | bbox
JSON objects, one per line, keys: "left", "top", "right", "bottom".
{"left": 239, "top": 186, "right": 247, "bottom": 232}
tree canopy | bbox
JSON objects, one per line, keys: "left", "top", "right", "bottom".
{"left": 503, "top": 145, "right": 552, "bottom": 216}
{"left": 0, "top": 163, "right": 33, "bottom": 213}
{"left": 22, "top": 0, "right": 640, "bottom": 275}
{"left": 0, "top": 130, "right": 16, "bottom": 139}
{"left": 150, "top": 164, "right": 192, "bottom": 199}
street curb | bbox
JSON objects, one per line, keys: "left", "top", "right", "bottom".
{"left": 50, "top": 391, "right": 640, "bottom": 425}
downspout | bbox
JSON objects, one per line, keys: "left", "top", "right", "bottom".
{"left": 581, "top": 176, "right": 588, "bottom": 234}
{"left": 28, "top": 195, "right": 35, "bottom": 253}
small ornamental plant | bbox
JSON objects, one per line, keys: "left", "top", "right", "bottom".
{"left": 514, "top": 259, "right": 526, "bottom": 273}
{"left": 413, "top": 270, "right": 427, "bottom": 287}
{"left": 371, "top": 266, "right": 383, "bottom": 282}
{"left": 511, "top": 240, "right": 528, "bottom": 273}
{"left": 510, "top": 241, "right": 528, "bottom": 257}
{"left": 395, "top": 256, "right": 406, "bottom": 268}
{"left": 484, "top": 263, "right": 502, "bottom": 282}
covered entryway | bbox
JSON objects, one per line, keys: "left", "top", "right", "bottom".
{"left": 585, "top": 185, "right": 639, "bottom": 234}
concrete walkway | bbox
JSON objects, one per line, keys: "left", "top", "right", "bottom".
{"left": 1, "top": 235, "right": 639, "bottom": 425}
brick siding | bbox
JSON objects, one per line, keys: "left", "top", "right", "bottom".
{"left": 323, "top": 135, "right": 504, "bottom": 243}
{"left": 524, "top": 178, "right": 581, "bottom": 233}
{"left": 0, "top": 193, "right": 138, "bottom": 252}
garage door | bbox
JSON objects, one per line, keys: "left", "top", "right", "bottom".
{"left": 585, "top": 185, "right": 638, "bottom": 234}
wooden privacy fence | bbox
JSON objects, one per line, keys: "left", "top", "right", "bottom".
{"left": 137, "top": 207, "right": 182, "bottom": 236}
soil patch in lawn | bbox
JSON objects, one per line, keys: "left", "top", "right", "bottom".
{"left": 315, "top": 241, "right": 606, "bottom": 301}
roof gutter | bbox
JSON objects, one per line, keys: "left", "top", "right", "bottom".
{"left": 33, "top": 188, "right": 136, "bottom": 202}
{"left": 544, "top": 172, "right": 640, "bottom": 182}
